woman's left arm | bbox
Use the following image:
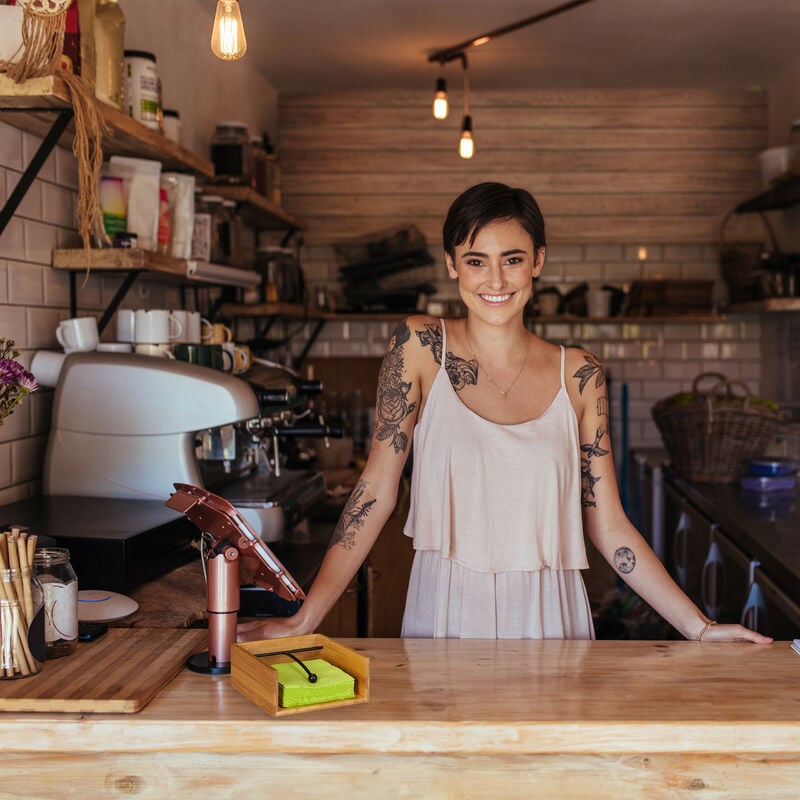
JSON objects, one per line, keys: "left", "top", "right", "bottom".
{"left": 567, "top": 348, "right": 771, "bottom": 644}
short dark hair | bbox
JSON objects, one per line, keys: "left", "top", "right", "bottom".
{"left": 442, "top": 182, "right": 546, "bottom": 260}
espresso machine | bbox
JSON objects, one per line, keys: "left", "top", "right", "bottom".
{"left": 43, "top": 352, "right": 336, "bottom": 544}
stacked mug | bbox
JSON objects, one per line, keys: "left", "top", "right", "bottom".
{"left": 116, "top": 309, "right": 182, "bottom": 358}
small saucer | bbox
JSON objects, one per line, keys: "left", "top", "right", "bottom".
{"left": 77, "top": 590, "right": 139, "bottom": 622}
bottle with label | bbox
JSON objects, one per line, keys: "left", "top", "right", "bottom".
{"left": 33, "top": 548, "right": 78, "bottom": 659}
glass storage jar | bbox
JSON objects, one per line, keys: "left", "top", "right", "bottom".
{"left": 211, "top": 122, "right": 252, "bottom": 184}
{"left": 1, "top": 564, "right": 44, "bottom": 678}
{"left": 33, "top": 547, "right": 78, "bottom": 659}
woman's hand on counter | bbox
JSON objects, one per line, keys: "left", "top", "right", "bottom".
{"left": 236, "top": 616, "right": 309, "bottom": 642}
{"left": 699, "top": 623, "right": 773, "bottom": 644}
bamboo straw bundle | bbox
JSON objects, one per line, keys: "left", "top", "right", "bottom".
{"left": 0, "top": 528, "right": 40, "bottom": 679}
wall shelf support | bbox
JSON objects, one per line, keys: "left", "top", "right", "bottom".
{"left": 0, "top": 107, "right": 73, "bottom": 236}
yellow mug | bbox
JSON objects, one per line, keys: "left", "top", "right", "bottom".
{"left": 222, "top": 342, "right": 252, "bottom": 374}
{"left": 202, "top": 322, "right": 233, "bottom": 344}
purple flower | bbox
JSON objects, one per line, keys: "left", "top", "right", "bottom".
{"left": 0, "top": 358, "right": 23, "bottom": 386}
{"left": 17, "top": 370, "right": 38, "bottom": 392}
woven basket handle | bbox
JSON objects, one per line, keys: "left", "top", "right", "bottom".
{"left": 719, "top": 208, "right": 781, "bottom": 254}
{"left": 693, "top": 372, "right": 754, "bottom": 410}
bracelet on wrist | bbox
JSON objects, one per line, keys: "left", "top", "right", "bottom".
{"left": 696, "top": 620, "right": 717, "bottom": 641}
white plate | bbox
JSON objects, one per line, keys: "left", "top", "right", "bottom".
{"left": 77, "top": 590, "right": 139, "bottom": 622}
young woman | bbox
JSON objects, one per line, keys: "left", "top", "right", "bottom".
{"left": 238, "top": 182, "right": 770, "bottom": 644}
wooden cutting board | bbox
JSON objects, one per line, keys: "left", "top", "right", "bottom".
{"left": 0, "top": 628, "right": 207, "bottom": 713}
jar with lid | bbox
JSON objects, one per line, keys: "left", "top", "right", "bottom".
{"left": 211, "top": 122, "right": 252, "bottom": 185}
{"left": 1, "top": 555, "right": 45, "bottom": 679}
{"left": 33, "top": 547, "right": 78, "bottom": 659}
{"left": 192, "top": 194, "right": 224, "bottom": 262}
{"left": 124, "top": 50, "right": 161, "bottom": 130}
{"left": 220, "top": 199, "right": 244, "bottom": 267}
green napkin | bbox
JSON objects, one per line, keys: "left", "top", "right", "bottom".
{"left": 271, "top": 658, "right": 355, "bottom": 708}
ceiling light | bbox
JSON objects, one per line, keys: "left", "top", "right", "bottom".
{"left": 459, "top": 115, "right": 474, "bottom": 160}
{"left": 432, "top": 77, "right": 449, "bottom": 120}
{"left": 211, "top": 0, "right": 247, "bottom": 61}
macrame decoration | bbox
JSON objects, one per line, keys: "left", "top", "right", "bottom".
{"left": 1, "top": 0, "right": 106, "bottom": 262}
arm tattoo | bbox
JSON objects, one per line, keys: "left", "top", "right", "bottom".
{"left": 376, "top": 321, "right": 417, "bottom": 453}
{"left": 416, "top": 322, "right": 477, "bottom": 392}
{"left": 573, "top": 354, "right": 605, "bottom": 395}
{"left": 330, "top": 479, "right": 376, "bottom": 551}
{"left": 580, "top": 426, "right": 609, "bottom": 507}
{"left": 614, "top": 547, "right": 636, "bottom": 574}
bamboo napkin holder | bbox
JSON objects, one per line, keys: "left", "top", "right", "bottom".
{"left": 231, "top": 634, "right": 369, "bottom": 717}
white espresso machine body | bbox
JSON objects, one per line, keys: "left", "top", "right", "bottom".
{"left": 44, "top": 352, "right": 260, "bottom": 500}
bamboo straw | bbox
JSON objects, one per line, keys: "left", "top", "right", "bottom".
{"left": 0, "top": 531, "right": 37, "bottom": 677}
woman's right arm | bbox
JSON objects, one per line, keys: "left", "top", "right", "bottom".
{"left": 237, "top": 317, "right": 424, "bottom": 641}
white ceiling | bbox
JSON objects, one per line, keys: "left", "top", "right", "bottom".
{"left": 239, "top": 0, "right": 800, "bottom": 93}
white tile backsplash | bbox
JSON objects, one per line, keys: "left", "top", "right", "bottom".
{"left": 22, "top": 132, "right": 56, "bottom": 182}
{"left": 0, "top": 122, "right": 22, "bottom": 171}
{"left": 0, "top": 216, "right": 25, "bottom": 260}
{"left": 23, "top": 219, "right": 59, "bottom": 265}
{"left": 7, "top": 260, "right": 44, "bottom": 305}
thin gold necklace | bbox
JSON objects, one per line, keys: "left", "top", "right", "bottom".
{"left": 464, "top": 327, "right": 530, "bottom": 399}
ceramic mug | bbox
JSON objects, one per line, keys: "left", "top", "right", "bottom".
{"left": 586, "top": 289, "right": 613, "bottom": 318}
{"left": 171, "top": 310, "right": 206, "bottom": 344}
{"left": 134, "top": 309, "right": 182, "bottom": 344}
{"left": 30, "top": 350, "right": 66, "bottom": 388}
{"left": 174, "top": 342, "right": 226, "bottom": 370}
{"left": 115, "top": 309, "right": 136, "bottom": 343}
{"left": 97, "top": 342, "right": 133, "bottom": 353}
{"left": 202, "top": 322, "right": 233, "bottom": 344}
{"left": 55, "top": 317, "right": 99, "bottom": 353}
{"left": 135, "top": 343, "right": 175, "bottom": 359}
{"left": 222, "top": 342, "right": 251, "bottom": 374}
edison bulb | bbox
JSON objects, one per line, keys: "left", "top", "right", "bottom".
{"left": 211, "top": 0, "right": 247, "bottom": 61}
{"left": 459, "top": 115, "right": 474, "bottom": 159}
{"left": 432, "top": 78, "right": 449, "bottom": 120}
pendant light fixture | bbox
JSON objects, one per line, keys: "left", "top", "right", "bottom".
{"left": 211, "top": 0, "right": 248, "bottom": 61}
{"left": 458, "top": 56, "right": 473, "bottom": 159}
{"left": 432, "top": 77, "right": 449, "bottom": 120}
{"left": 428, "top": 0, "right": 597, "bottom": 158}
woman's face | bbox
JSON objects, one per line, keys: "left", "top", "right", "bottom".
{"left": 445, "top": 217, "right": 545, "bottom": 321}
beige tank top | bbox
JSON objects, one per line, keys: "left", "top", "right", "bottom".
{"left": 403, "top": 320, "right": 589, "bottom": 573}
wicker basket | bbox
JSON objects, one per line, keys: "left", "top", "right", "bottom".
{"left": 652, "top": 373, "right": 783, "bottom": 483}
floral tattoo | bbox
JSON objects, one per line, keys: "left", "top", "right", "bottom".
{"left": 614, "top": 547, "right": 636, "bottom": 574}
{"left": 580, "top": 427, "right": 608, "bottom": 507}
{"left": 573, "top": 354, "right": 605, "bottom": 395}
{"left": 416, "top": 322, "right": 477, "bottom": 391}
{"left": 330, "top": 479, "right": 376, "bottom": 551}
{"left": 375, "top": 321, "right": 417, "bottom": 453}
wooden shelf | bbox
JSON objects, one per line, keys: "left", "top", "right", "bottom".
{"left": 729, "top": 297, "right": 800, "bottom": 313}
{"left": 0, "top": 74, "right": 213, "bottom": 176}
{"left": 210, "top": 185, "right": 304, "bottom": 231}
{"left": 52, "top": 249, "right": 259, "bottom": 288}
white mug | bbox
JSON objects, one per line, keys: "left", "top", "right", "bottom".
{"left": 171, "top": 310, "right": 206, "bottom": 344}
{"left": 135, "top": 343, "right": 175, "bottom": 358}
{"left": 134, "top": 309, "right": 182, "bottom": 344}
{"left": 116, "top": 309, "right": 136, "bottom": 343}
{"left": 30, "top": 350, "right": 66, "bottom": 388}
{"left": 97, "top": 342, "right": 134, "bottom": 353}
{"left": 55, "top": 317, "right": 98, "bottom": 353}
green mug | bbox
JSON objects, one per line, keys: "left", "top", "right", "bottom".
{"left": 174, "top": 343, "right": 228, "bottom": 370}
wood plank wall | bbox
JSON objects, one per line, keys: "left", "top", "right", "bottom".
{"left": 278, "top": 88, "right": 767, "bottom": 269}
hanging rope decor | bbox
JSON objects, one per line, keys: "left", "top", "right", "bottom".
{"left": 0, "top": 0, "right": 106, "bottom": 267}
{"left": 0, "top": 0, "right": 72, "bottom": 82}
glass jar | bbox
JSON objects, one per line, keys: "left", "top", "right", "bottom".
{"left": 192, "top": 194, "right": 224, "bottom": 262}
{"left": 1, "top": 566, "right": 45, "bottom": 678}
{"left": 211, "top": 122, "right": 252, "bottom": 185}
{"left": 33, "top": 548, "right": 78, "bottom": 659}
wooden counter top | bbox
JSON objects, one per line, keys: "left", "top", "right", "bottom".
{"left": 1, "top": 639, "right": 798, "bottom": 797}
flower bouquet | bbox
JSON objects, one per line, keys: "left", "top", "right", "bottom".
{"left": 0, "top": 338, "right": 38, "bottom": 427}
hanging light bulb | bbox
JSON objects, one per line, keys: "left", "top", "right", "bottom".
{"left": 432, "top": 77, "right": 449, "bottom": 120}
{"left": 211, "top": 0, "right": 247, "bottom": 61}
{"left": 458, "top": 55, "right": 473, "bottom": 159}
{"left": 459, "top": 115, "right": 474, "bottom": 159}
